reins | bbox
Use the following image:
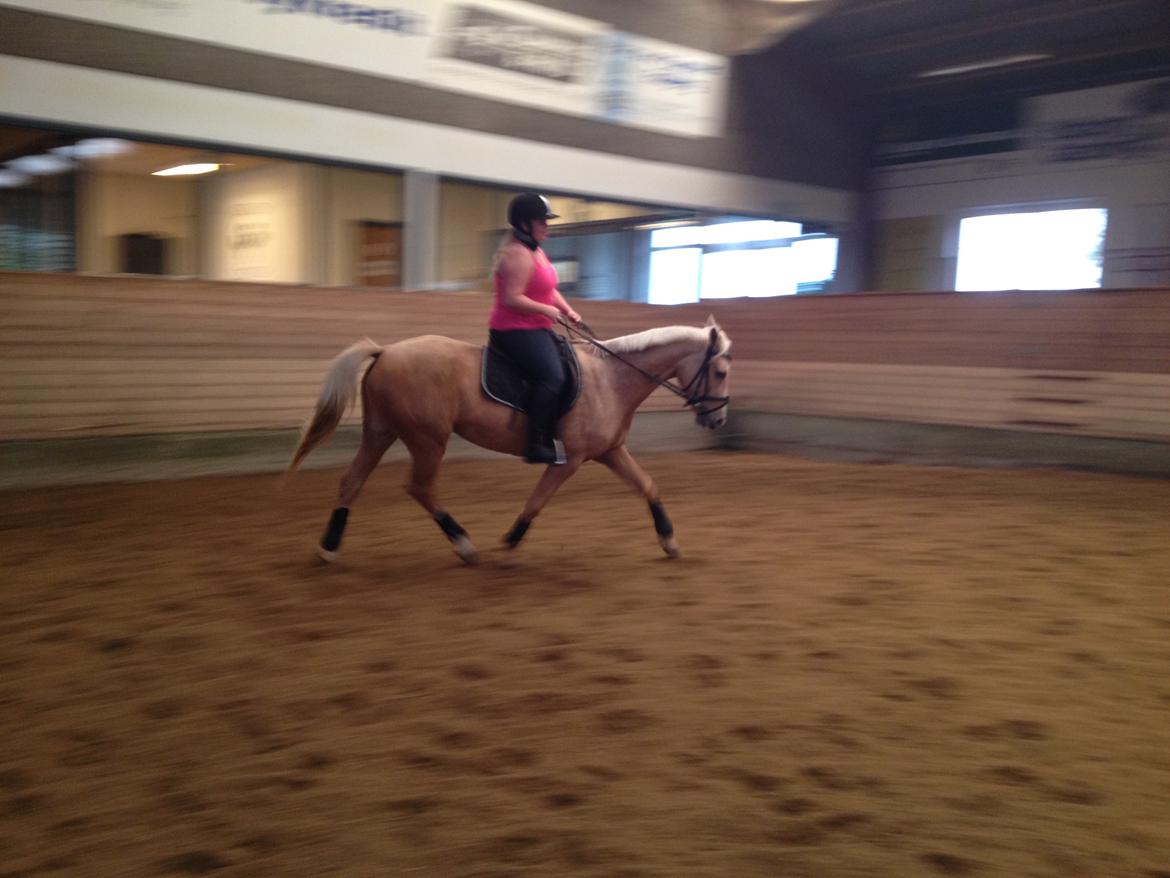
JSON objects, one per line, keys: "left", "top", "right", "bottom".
{"left": 557, "top": 318, "right": 730, "bottom": 415}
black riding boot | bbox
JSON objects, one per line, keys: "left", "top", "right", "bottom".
{"left": 525, "top": 384, "right": 566, "bottom": 465}
{"left": 525, "top": 426, "right": 566, "bottom": 465}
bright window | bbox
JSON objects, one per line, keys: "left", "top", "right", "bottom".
{"left": 646, "top": 217, "right": 837, "bottom": 305}
{"left": 650, "top": 220, "right": 802, "bottom": 249}
{"left": 648, "top": 247, "right": 701, "bottom": 305}
{"left": 700, "top": 248, "right": 795, "bottom": 299}
{"left": 955, "top": 208, "right": 1107, "bottom": 291}
{"left": 793, "top": 237, "right": 839, "bottom": 286}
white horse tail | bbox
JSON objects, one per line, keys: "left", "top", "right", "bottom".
{"left": 288, "top": 338, "right": 383, "bottom": 472}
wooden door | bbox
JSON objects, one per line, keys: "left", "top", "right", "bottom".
{"left": 356, "top": 221, "right": 402, "bottom": 288}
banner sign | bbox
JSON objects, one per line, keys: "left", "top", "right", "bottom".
{"left": 426, "top": 0, "right": 603, "bottom": 119}
{"left": 1, "top": 0, "right": 726, "bottom": 137}
{"left": 598, "top": 32, "right": 726, "bottom": 137}
{"left": 1029, "top": 78, "right": 1170, "bottom": 163}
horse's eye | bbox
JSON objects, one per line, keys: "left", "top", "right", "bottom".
{"left": 714, "top": 370, "right": 728, "bottom": 380}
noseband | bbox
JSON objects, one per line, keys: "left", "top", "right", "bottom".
{"left": 678, "top": 342, "right": 731, "bottom": 417}
{"left": 559, "top": 319, "right": 730, "bottom": 416}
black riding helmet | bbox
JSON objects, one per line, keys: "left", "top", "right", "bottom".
{"left": 508, "top": 192, "right": 559, "bottom": 232}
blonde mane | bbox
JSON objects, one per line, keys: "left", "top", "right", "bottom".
{"left": 592, "top": 325, "right": 728, "bottom": 358}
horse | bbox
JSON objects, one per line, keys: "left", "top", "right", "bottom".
{"left": 287, "top": 315, "right": 732, "bottom": 564}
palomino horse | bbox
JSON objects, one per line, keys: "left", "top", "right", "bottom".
{"left": 288, "top": 316, "right": 732, "bottom": 563}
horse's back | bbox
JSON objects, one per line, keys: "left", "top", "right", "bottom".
{"left": 385, "top": 334, "right": 477, "bottom": 356}
{"left": 360, "top": 335, "right": 482, "bottom": 428}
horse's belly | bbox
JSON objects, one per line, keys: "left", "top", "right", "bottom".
{"left": 453, "top": 403, "right": 527, "bottom": 457}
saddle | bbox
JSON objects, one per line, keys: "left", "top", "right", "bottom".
{"left": 480, "top": 334, "right": 582, "bottom": 418}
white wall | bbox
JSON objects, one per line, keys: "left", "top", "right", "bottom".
{"left": 872, "top": 80, "right": 1170, "bottom": 290}
{"left": 78, "top": 171, "right": 197, "bottom": 275}
{"left": 200, "top": 162, "right": 313, "bottom": 284}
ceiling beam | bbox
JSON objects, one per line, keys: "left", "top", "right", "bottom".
{"left": 865, "top": 49, "right": 1170, "bottom": 111}
{"left": 835, "top": 0, "right": 1149, "bottom": 61}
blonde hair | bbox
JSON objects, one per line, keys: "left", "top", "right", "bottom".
{"left": 490, "top": 230, "right": 518, "bottom": 276}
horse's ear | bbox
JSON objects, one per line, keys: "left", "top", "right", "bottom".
{"left": 704, "top": 313, "right": 717, "bottom": 328}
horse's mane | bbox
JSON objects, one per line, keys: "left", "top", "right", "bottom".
{"left": 593, "top": 325, "right": 727, "bottom": 358}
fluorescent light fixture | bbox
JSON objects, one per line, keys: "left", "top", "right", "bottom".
{"left": 153, "top": 162, "right": 220, "bottom": 176}
{"left": 918, "top": 53, "right": 1052, "bottom": 78}
{"left": 6, "top": 153, "right": 74, "bottom": 175}
{"left": 635, "top": 219, "right": 695, "bottom": 231}
{"left": 0, "top": 169, "right": 30, "bottom": 188}
{"left": 52, "top": 138, "right": 135, "bottom": 159}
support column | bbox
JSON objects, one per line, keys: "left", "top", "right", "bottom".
{"left": 403, "top": 170, "right": 439, "bottom": 291}
{"left": 301, "top": 164, "right": 329, "bottom": 286}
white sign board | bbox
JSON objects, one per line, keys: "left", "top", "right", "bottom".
{"left": 1, "top": 0, "right": 727, "bottom": 137}
{"left": 1028, "top": 79, "right": 1170, "bottom": 163}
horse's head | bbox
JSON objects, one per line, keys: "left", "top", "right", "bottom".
{"left": 683, "top": 315, "right": 732, "bottom": 430}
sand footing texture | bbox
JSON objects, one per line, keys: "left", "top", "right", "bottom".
{"left": 2, "top": 452, "right": 1169, "bottom": 877}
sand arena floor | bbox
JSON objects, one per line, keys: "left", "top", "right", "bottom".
{"left": 2, "top": 451, "right": 1169, "bottom": 877}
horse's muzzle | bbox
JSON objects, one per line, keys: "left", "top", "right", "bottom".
{"left": 696, "top": 410, "right": 727, "bottom": 430}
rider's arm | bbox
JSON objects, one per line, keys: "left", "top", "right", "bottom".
{"left": 499, "top": 245, "right": 559, "bottom": 320}
{"left": 550, "top": 288, "right": 581, "bottom": 324}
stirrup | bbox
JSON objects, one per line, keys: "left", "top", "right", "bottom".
{"left": 525, "top": 437, "right": 566, "bottom": 465}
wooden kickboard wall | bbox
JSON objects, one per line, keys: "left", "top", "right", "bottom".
{"left": 2, "top": 272, "right": 1168, "bottom": 442}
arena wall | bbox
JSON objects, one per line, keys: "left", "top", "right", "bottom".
{"left": 1, "top": 272, "right": 1168, "bottom": 484}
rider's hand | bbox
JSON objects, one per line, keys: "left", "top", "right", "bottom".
{"left": 565, "top": 307, "right": 582, "bottom": 324}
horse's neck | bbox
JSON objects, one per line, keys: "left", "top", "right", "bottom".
{"left": 607, "top": 339, "right": 698, "bottom": 408}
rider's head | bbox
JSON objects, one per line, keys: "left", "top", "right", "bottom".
{"left": 508, "top": 192, "right": 559, "bottom": 237}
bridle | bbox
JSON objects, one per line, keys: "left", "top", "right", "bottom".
{"left": 558, "top": 318, "right": 731, "bottom": 417}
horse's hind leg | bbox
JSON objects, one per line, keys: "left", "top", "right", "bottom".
{"left": 597, "top": 445, "right": 680, "bottom": 558}
{"left": 403, "top": 436, "right": 477, "bottom": 564}
{"left": 318, "top": 429, "right": 394, "bottom": 562}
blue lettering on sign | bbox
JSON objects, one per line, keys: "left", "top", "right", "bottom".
{"left": 634, "top": 49, "right": 722, "bottom": 91}
{"left": 246, "top": 0, "right": 428, "bottom": 35}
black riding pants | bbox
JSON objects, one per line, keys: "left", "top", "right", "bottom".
{"left": 489, "top": 328, "right": 567, "bottom": 435}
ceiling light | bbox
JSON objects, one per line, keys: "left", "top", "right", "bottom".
{"left": 153, "top": 163, "right": 220, "bottom": 176}
{"left": 6, "top": 153, "right": 74, "bottom": 175}
{"left": 52, "top": 138, "right": 135, "bottom": 159}
{"left": 918, "top": 53, "right": 1052, "bottom": 79}
{"left": 635, "top": 220, "right": 696, "bottom": 231}
{"left": 0, "top": 169, "right": 30, "bottom": 188}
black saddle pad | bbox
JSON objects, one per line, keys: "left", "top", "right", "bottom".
{"left": 481, "top": 334, "right": 581, "bottom": 418}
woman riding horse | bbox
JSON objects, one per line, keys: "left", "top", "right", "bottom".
{"left": 489, "top": 192, "right": 584, "bottom": 465}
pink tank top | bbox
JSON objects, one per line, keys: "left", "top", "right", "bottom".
{"left": 489, "top": 248, "right": 559, "bottom": 330}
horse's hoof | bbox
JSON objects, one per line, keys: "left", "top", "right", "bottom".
{"left": 453, "top": 536, "right": 478, "bottom": 565}
{"left": 660, "top": 537, "right": 681, "bottom": 559}
{"left": 502, "top": 516, "right": 531, "bottom": 550}
{"left": 316, "top": 547, "right": 337, "bottom": 564}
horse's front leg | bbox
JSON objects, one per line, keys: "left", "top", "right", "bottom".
{"left": 597, "top": 445, "right": 680, "bottom": 558}
{"left": 503, "top": 459, "right": 582, "bottom": 549}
